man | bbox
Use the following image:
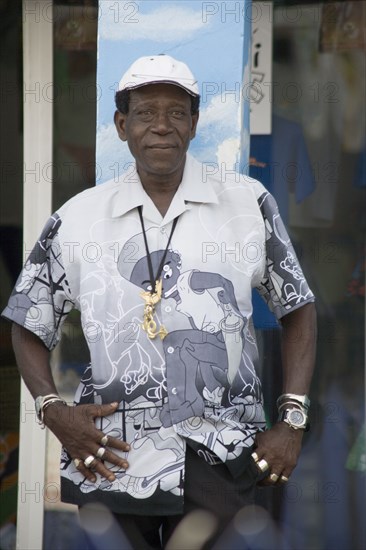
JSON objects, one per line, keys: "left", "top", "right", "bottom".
{"left": 3, "top": 55, "right": 316, "bottom": 548}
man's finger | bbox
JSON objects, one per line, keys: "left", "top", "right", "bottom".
{"left": 95, "top": 448, "right": 129, "bottom": 470}
{"left": 103, "top": 435, "right": 130, "bottom": 452}
{"left": 94, "top": 401, "right": 119, "bottom": 417}
{"left": 74, "top": 458, "right": 97, "bottom": 483}
{"left": 86, "top": 455, "right": 127, "bottom": 483}
{"left": 82, "top": 402, "right": 119, "bottom": 421}
{"left": 74, "top": 454, "right": 123, "bottom": 483}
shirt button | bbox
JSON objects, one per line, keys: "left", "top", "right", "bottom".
{"left": 165, "top": 306, "right": 171, "bottom": 313}
{"left": 167, "top": 346, "right": 174, "bottom": 354}
{"left": 161, "top": 227, "right": 166, "bottom": 234}
{"left": 172, "top": 387, "right": 177, "bottom": 395}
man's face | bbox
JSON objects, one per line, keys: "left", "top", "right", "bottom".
{"left": 114, "top": 84, "right": 199, "bottom": 181}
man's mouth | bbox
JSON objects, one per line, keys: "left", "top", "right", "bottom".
{"left": 148, "top": 144, "right": 176, "bottom": 149}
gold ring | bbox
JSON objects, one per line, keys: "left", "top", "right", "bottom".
{"left": 96, "top": 447, "right": 106, "bottom": 459}
{"left": 280, "top": 475, "right": 289, "bottom": 483}
{"left": 269, "top": 473, "right": 279, "bottom": 483}
{"left": 100, "top": 434, "right": 109, "bottom": 446}
{"left": 256, "top": 458, "right": 269, "bottom": 473}
{"left": 84, "top": 455, "right": 95, "bottom": 468}
{"left": 73, "top": 458, "right": 81, "bottom": 468}
{"left": 251, "top": 451, "right": 259, "bottom": 463}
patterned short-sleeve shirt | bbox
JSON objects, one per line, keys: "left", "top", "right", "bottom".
{"left": 2, "top": 154, "right": 314, "bottom": 514}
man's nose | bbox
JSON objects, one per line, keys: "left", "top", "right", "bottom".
{"left": 151, "top": 112, "right": 173, "bottom": 133}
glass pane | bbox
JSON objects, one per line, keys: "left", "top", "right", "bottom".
{"left": 44, "top": 2, "right": 98, "bottom": 547}
{"left": 253, "top": 2, "right": 365, "bottom": 548}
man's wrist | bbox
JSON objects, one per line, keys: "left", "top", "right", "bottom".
{"left": 35, "top": 394, "right": 67, "bottom": 427}
{"left": 277, "top": 392, "right": 310, "bottom": 411}
{"left": 276, "top": 393, "right": 310, "bottom": 431}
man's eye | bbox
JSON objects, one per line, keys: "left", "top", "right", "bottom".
{"left": 171, "top": 111, "right": 185, "bottom": 118}
{"left": 137, "top": 110, "right": 154, "bottom": 118}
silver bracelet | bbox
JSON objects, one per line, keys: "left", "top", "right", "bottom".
{"left": 277, "top": 393, "right": 310, "bottom": 411}
{"left": 278, "top": 400, "right": 308, "bottom": 414}
{"left": 42, "top": 397, "right": 66, "bottom": 415}
{"left": 35, "top": 394, "right": 67, "bottom": 426}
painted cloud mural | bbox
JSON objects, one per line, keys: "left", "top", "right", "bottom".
{"left": 96, "top": 0, "right": 251, "bottom": 183}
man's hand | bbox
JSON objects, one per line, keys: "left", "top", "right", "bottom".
{"left": 44, "top": 401, "right": 130, "bottom": 483}
{"left": 253, "top": 422, "right": 304, "bottom": 486}
{"left": 11, "top": 324, "right": 130, "bottom": 485}
{"left": 251, "top": 302, "right": 316, "bottom": 486}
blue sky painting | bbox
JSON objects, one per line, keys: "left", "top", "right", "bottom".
{"left": 96, "top": 0, "right": 251, "bottom": 183}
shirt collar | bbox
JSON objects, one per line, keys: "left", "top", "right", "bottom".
{"left": 177, "top": 153, "right": 219, "bottom": 205}
{"left": 111, "top": 153, "right": 218, "bottom": 223}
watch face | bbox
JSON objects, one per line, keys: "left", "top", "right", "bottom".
{"left": 289, "top": 409, "right": 305, "bottom": 426}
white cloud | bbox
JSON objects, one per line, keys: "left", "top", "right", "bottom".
{"left": 99, "top": 1, "right": 206, "bottom": 42}
{"left": 195, "top": 93, "right": 243, "bottom": 168}
{"left": 199, "top": 93, "right": 240, "bottom": 132}
{"left": 217, "top": 138, "right": 240, "bottom": 167}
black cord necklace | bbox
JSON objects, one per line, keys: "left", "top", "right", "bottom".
{"left": 137, "top": 206, "right": 179, "bottom": 339}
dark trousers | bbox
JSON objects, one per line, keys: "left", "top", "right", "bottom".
{"left": 113, "top": 445, "right": 259, "bottom": 549}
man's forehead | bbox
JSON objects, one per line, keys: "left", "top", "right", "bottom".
{"left": 129, "top": 83, "right": 191, "bottom": 103}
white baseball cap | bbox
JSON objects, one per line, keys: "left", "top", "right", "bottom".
{"left": 118, "top": 55, "right": 199, "bottom": 97}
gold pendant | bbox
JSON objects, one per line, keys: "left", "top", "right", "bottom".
{"left": 140, "top": 279, "right": 168, "bottom": 340}
{"left": 140, "top": 278, "right": 163, "bottom": 307}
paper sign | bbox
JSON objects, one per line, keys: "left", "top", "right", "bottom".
{"left": 249, "top": 1, "right": 273, "bottom": 135}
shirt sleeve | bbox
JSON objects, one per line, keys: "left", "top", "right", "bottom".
{"left": 255, "top": 189, "right": 315, "bottom": 319}
{"left": 1, "top": 213, "right": 75, "bottom": 350}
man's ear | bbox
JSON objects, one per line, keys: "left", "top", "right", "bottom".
{"left": 190, "top": 111, "right": 199, "bottom": 140}
{"left": 114, "top": 110, "right": 128, "bottom": 142}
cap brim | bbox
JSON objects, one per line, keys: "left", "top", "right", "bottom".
{"left": 121, "top": 79, "right": 199, "bottom": 97}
